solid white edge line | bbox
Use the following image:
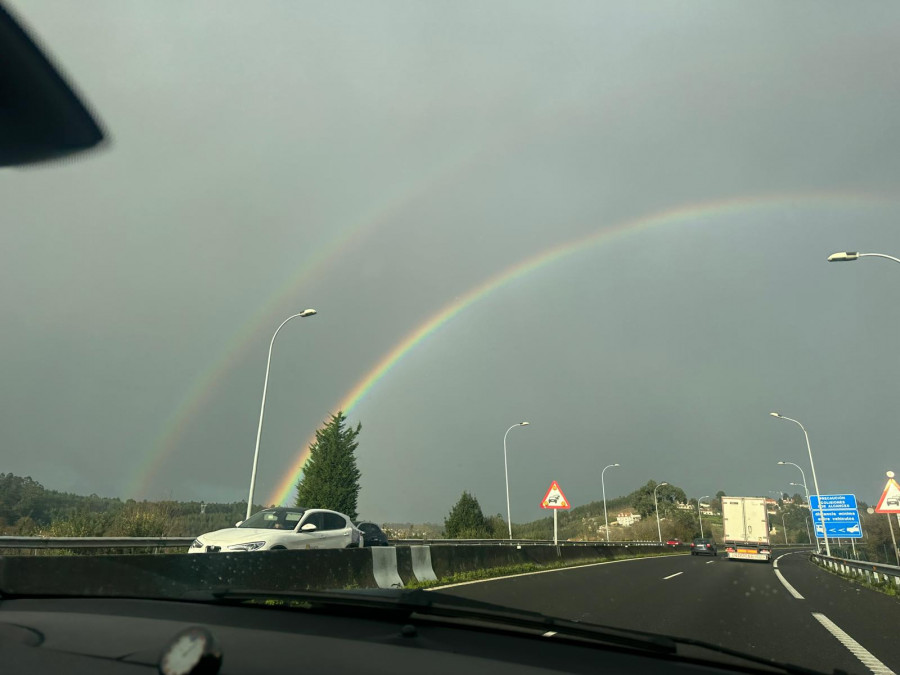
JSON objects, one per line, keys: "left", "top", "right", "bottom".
{"left": 812, "top": 613, "right": 896, "bottom": 675}
{"left": 662, "top": 572, "right": 683, "bottom": 580}
{"left": 425, "top": 553, "right": 687, "bottom": 590}
{"left": 773, "top": 552, "right": 804, "bottom": 600}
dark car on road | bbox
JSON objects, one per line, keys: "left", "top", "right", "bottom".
{"left": 691, "top": 538, "right": 717, "bottom": 556}
{"left": 356, "top": 521, "right": 390, "bottom": 547}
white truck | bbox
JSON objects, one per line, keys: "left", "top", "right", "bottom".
{"left": 722, "top": 496, "right": 772, "bottom": 562}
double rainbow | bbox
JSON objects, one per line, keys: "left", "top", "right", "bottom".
{"left": 267, "top": 191, "right": 884, "bottom": 506}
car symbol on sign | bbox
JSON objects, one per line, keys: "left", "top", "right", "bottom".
{"left": 547, "top": 496, "right": 560, "bottom": 504}
{"left": 887, "top": 497, "right": 900, "bottom": 508}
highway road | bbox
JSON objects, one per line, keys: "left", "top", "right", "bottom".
{"left": 436, "top": 550, "right": 900, "bottom": 674}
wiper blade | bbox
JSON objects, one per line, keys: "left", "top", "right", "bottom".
{"left": 200, "top": 588, "right": 829, "bottom": 674}
{"left": 200, "top": 587, "right": 676, "bottom": 655}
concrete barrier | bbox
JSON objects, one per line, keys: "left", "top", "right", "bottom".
{"left": 410, "top": 545, "right": 437, "bottom": 582}
{"left": 0, "top": 544, "right": 673, "bottom": 596}
{"left": 0, "top": 548, "right": 376, "bottom": 596}
{"left": 371, "top": 546, "right": 403, "bottom": 589}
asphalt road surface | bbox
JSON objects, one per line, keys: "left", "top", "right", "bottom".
{"left": 436, "top": 551, "right": 899, "bottom": 674}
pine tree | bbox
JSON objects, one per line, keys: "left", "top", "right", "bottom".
{"left": 294, "top": 412, "right": 362, "bottom": 520}
{"left": 444, "top": 491, "right": 491, "bottom": 538}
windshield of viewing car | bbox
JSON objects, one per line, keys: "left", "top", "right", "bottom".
{"left": 3, "top": 1, "right": 900, "bottom": 673}
{"left": 239, "top": 510, "right": 303, "bottom": 529}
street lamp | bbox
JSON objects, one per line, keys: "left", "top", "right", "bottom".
{"left": 503, "top": 422, "right": 530, "bottom": 540}
{"left": 653, "top": 482, "right": 669, "bottom": 543}
{"left": 827, "top": 251, "right": 900, "bottom": 264}
{"left": 789, "top": 482, "right": 813, "bottom": 543}
{"left": 601, "top": 463, "right": 620, "bottom": 542}
{"left": 788, "top": 481, "right": 811, "bottom": 505}
{"left": 781, "top": 513, "right": 788, "bottom": 544}
{"left": 778, "top": 461, "right": 810, "bottom": 506}
{"left": 246, "top": 309, "right": 317, "bottom": 520}
{"left": 769, "top": 412, "right": 831, "bottom": 556}
{"left": 698, "top": 496, "right": 710, "bottom": 539}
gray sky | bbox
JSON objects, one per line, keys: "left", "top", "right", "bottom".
{"left": 3, "top": 1, "right": 900, "bottom": 523}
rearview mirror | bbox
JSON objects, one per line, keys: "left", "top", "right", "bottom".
{"left": 300, "top": 523, "right": 317, "bottom": 532}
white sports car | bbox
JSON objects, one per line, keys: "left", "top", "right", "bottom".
{"left": 189, "top": 507, "right": 362, "bottom": 553}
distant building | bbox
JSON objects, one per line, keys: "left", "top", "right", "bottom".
{"left": 616, "top": 511, "right": 642, "bottom": 527}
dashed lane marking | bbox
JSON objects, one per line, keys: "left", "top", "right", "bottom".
{"left": 542, "top": 631, "right": 557, "bottom": 637}
{"left": 705, "top": 560, "right": 715, "bottom": 564}
{"left": 663, "top": 572, "right": 683, "bottom": 580}
{"left": 812, "top": 613, "right": 895, "bottom": 675}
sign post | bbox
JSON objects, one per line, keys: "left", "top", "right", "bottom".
{"left": 874, "top": 471, "right": 900, "bottom": 565}
{"left": 540, "top": 481, "right": 571, "bottom": 546}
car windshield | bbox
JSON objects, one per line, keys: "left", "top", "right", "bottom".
{"left": 239, "top": 509, "right": 304, "bottom": 530}
{"left": 3, "top": 2, "right": 900, "bottom": 673}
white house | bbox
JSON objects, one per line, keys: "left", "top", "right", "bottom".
{"left": 616, "top": 511, "right": 642, "bottom": 527}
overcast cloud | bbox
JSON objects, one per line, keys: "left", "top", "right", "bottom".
{"left": 3, "top": 1, "right": 900, "bottom": 523}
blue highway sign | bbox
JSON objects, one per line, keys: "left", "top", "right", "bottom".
{"left": 809, "top": 494, "right": 862, "bottom": 539}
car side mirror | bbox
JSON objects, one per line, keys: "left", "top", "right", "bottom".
{"left": 300, "top": 523, "right": 317, "bottom": 532}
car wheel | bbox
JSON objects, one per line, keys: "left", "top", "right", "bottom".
{"left": 270, "top": 545, "right": 286, "bottom": 551}
{"left": 346, "top": 542, "right": 358, "bottom": 549}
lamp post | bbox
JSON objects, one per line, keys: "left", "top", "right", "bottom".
{"left": 601, "top": 463, "right": 620, "bottom": 542}
{"left": 698, "top": 495, "right": 710, "bottom": 539}
{"left": 246, "top": 309, "right": 317, "bottom": 520}
{"left": 827, "top": 251, "right": 900, "bottom": 265}
{"left": 503, "top": 422, "right": 530, "bottom": 540}
{"left": 781, "top": 513, "right": 789, "bottom": 544}
{"left": 770, "top": 412, "right": 831, "bottom": 556}
{"left": 654, "top": 482, "right": 668, "bottom": 543}
{"left": 790, "top": 482, "right": 813, "bottom": 543}
{"left": 778, "top": 461, "right": 810, "bottom": 506}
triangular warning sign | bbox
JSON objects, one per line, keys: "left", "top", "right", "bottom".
{"left": 540, "top": 480, "right": 570, "bottom": 509}
{"left": 875, "top": 478, "right": 900, "bottom": 513}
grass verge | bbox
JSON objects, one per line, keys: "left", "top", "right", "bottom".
{"left": 406, "top": 549, "right": 685, "bottom": 590}
{"left": 812, "top": 558, "right": 900, "bottom": 599}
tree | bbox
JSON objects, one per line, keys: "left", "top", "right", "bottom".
{"left": 444, "top": 491, "right": 491, "bottom": 538}
{"left": 294, "top": 412, "right": 362, "bottom": 520}
{"left": 631, "top": 481, "right": 687, "bottom": 518}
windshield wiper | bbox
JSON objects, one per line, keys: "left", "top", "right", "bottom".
{"left": 190, "top": 587, "right": 829, "bottom": 674}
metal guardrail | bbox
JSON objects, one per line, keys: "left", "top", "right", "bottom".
{"left": 0, "top": 536, "right": 670, "bottom": 552}
{"left": 389, "top": 538, "right": 669, "bottom": 547}
{"left": 810, "top": 552, "right": 900, "bottom": 588}
{"left": 0, "top": 536, "right": 810, "bottom": 553}
{"left": 0, "top": 536, "right": 195, "bottom": 550}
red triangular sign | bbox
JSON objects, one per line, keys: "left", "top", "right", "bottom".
{"left": 875, "top": 478, "right": 900, "bottom": 513}
{"left": 540, "top": 480, "right": 570, "bottom": 509}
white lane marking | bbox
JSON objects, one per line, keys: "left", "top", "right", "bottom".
{"left": 705, "top": 560, "right": 715, "bottom": 565}
{"left": 774, "top": 569, "right": 804, "bottom": 599}
{"left": 542, "top": 631, "right": 557, "bottom": 637}
{"left": 812, "top": 613, "right": 896, "bottom": 675}
{"left": 773, "top": 552, "right": 804, "bottom": 599}
{"left": 427, "top": 553, "right": 687, "bottom": 590}
{"left": 663, "top": 572, "right": 683, "bottom": 580}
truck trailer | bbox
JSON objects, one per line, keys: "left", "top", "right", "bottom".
{"left": 722, "top": 496, "right": 772, "bottom": 562}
